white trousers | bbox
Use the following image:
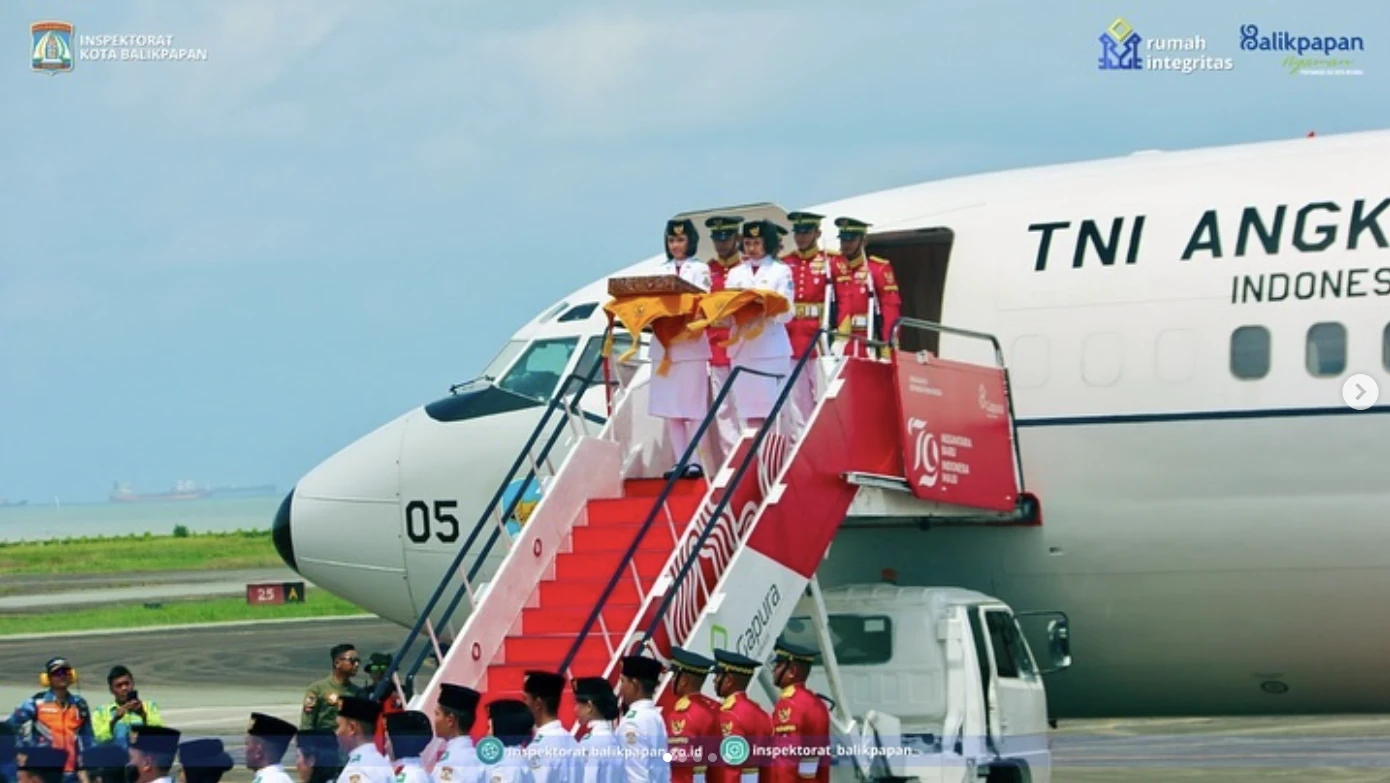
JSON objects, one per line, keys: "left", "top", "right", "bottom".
{"left": 707, "top": 365, "right": 741, "bottom": 469}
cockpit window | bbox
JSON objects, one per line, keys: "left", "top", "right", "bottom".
{"left": 497, "top": 337, "right": 580, "bottom": 402}
{"left": 575, "top": 333, "right": 634, "bottom": 383}
{"left": 558, "top": 302, "right": 599, "bottom": 322}
{"left": 482, "top": 340, "right": 527, "bottom": 382}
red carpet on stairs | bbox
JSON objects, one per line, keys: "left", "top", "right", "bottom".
{"left": 467, "top": 477, "right": 707, "bottom": 740}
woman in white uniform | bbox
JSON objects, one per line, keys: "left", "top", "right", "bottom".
{"left": 724, "top": 219, "right": 795, "bottom": 431}
{"left": 648, "top": 217, "right": 713, "bottom": 479}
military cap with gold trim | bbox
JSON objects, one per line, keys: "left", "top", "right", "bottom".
{"left": 666, "top": 218, "right": 696, "bottom": 237}
{"left": 787, "top": 211, "right": 825, "bottom": 233}
{"left": 834, "top": 216, "right": 871, "bottom": 239}
{"left": 704, "top": 215, "right": 744, "bottom": 240}
{"left": 772, "top": 637, "right": 819, "bottom": 664}
{"left": 620, "top": 655, "right": 664, "bottom": 681}
{"left": 336, "top": 695, "right": 382, "bottom": 724}
{"left": 712, "top": 649, "right": 761, "bottom": 676}
{"left": 669, "top": 647, "right": 715, "bottom": 675}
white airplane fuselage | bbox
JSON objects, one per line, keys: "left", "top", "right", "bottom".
{"left": 275, "top": 129, "right": 1390, "bottom": 718}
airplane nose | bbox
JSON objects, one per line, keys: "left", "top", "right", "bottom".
{"left": 272, "top": 488, "right": 298, "bottom": 573}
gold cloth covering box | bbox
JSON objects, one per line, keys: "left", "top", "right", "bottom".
{"left": 607, "top": 274, "right": 706, "bottom": 297}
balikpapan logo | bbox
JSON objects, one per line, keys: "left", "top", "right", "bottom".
{"left": 31, "top": 20, "right": 75, "bottom": 73}
{"left": 907, "top": 417, "right": 940, "bottom": 488}
{"left": 1239, "top": 23, "right": 1366, "bottom": 76}
{"left": 978, "top": 384, "right": 1005, "bottom": 417}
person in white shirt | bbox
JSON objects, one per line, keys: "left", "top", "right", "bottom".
{"left": 521, "top": 671, "right": 582, "bottom": 783}
{"left": 175, "top": 738, "right": 234, "bottom": 783}
{"left": 649, "top": 218, "right": 714, "bottom": 480}
{"left": 334, "top": 697, "right": 392, "bottom": 783}
{"left": 615, "top": 656, "right": 669, "bottom": 783}
{"left": 723, "top": 219, "right": 796, "bottom": 433}
{"left": 384, "top": 711, "right": 434, "bottom": 783}
{"left": 430, "top": 684, "right": 484, "bottom": 783}
{"left": 245, "top": 713, "right": 298, "bottom": 783}
{"left": 483, "top": 700, "right": 535, "bottom": 783}
{"left": 570, "top": 678, "right": 622, "bottom": 783}
{"left": 127, "top": 726, "right": 182, "bottom": 783}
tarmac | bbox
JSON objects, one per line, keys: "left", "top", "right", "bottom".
{"left": 2, "top": 584, "right": 1389, "bottom": 781}
{"left": 0, "top": 568, "right": 298, "bottom": 610}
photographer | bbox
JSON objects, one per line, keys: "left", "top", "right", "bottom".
{"left": 91, "top": 667, "right": 162, "bottom": 747}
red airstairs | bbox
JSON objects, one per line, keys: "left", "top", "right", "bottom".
{"left": 377, "top": 319, "right": 1037, "bottom": 746}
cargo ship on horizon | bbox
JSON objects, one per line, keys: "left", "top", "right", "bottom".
{"left": 109, "top": 480, "right": 208, "bottom": 503}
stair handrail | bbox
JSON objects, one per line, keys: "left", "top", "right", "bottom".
{"left": 889, "top": 316, "right": 1026, "bottom": 494}
{"left": 374, "top": 355, "right": 609, "bottom": 701}
{"left": 630, "top": 326, "right": 861, "bottom": 654}
{"left": 559, "top": 327, "right": 883, "bottom": 674}
{"left": 555, "top": 359, "right": 787, "bottom": 674}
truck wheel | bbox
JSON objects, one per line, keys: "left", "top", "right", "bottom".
{"left": 985, "top": 763, "right": 1026, "bottom": 783}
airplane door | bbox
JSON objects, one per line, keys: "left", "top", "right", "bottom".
{"left": 976, "top": 605, "right": 1052, "bottom": 783}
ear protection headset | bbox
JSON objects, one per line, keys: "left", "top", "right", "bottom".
{"left": 39, "top": 657, "right": 78, "bottom": 687}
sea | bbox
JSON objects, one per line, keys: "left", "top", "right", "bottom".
{"left": 0, "top": 496, "right": 282, "bottom": 543}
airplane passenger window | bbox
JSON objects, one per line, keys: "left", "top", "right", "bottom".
{"left": 575, "top": 333, "right": 634, "bottom": 383}
{"left": 1229, "top": 326, "right": 1270, "bottom": 380}
{"left": 1305, "top": 322, "right": 1346, "bottom": 377}
{"left": 781, "top": 614, "right": 893, "bottom": 666}
{"left": 495, "top": 337, "right": 580, "bottom": 402}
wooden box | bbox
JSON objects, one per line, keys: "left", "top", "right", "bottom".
{"left": 607, "top": 274, "right": 705, "bottom": 297}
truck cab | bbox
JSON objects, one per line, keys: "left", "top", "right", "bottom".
{"left": 777, "top": 584, "right": 1071, "bottom": 783}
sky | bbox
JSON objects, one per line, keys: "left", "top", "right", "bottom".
{"left": 2, "top": 0, "right": 1388, "bottom": 503}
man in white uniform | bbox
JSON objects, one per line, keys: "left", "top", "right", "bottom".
{"left": 384, "top": 711, "right": 433, "bottom": 783}
{"left": 245, "top": 713, "right": 298, "bottom": 783}
{"left": 648, "top": 217, "right": 713, "bottom": 480}
{"left": 335, "top": 697, "right": 392, "bottom": 783}
{"left": 483, "top": 700, "right": 535, "bottom": 783}
{"left": 430, "top": 684, "right": 483, "bottom": 783}
{"left": 615, "top": 656, "right": 669, "bottom": 783}
{"left": 723, "top": 219, "right": 796, "bottom": 433}
{"left": 522, "top": 671, "right": 583, "bottom": 783}
{"left": 571, "top": 677, "right": 622, "bottom": 783}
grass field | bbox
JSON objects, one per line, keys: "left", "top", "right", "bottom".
{"left": 0, "top": 590, "right": 367, "bottom": 636}
{"left": 0, "top": 529, "right": 283, "bottom": 575}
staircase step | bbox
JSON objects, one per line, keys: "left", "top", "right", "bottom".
{"left": 503, "top": 634, "right": 616, "bottom": 668}
{"left": 522, "top": 603, "right": 640, "bottom": 635}
{"left": 624, "top": 477, "right": 708, "bottom": 497}
{"left": 585, "top": 494, "right": 705, "bottom": 526}
{"left": 539, "top": 577, "right": 644, "bottom": 606}
{"left": 554, "top": 549, "right": 669, "bottom": 582}
{"left": 571, "top": 523, "right": 674, "bottom": 551}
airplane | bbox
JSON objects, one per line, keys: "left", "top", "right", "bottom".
{"left": 272, "top": 127, "right": 1390, "bottom": 719}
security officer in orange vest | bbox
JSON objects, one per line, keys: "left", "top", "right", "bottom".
{"left": 708, "top": 650, "right": 771, "bottom": 783}
{"left": 829, "top": 217, "right": 900, "bottom": 359}
{"left": 663, "top": 648, "right": 720, "bottom": 783}
{"left": 702, "top": 215, "right": 745, "bottom": 467}
{"left": 767, "top": 639, "right": 831, "bottom": 783}
{"left": 778, "top": 211, "right": 834, "bottom": 425}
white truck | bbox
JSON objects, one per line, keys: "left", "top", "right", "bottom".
{"left": 765, "top": 583, "right": 1071, "bottom": 783}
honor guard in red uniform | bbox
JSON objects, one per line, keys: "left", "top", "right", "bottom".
{"left": 778, "top": 211, "right": 833, "bottom": 426}
{"left": 829, "top": 217, "right": 900, "bottom": 359}
{"left": 767, "top": 639, "right": 831, "bottom": 783}
{"left": 709, "top": 650, "right": 772, "bottom": 783}
{"left": 664, "top": 648, "right": 721, "bottom": 783}
{"left": 702, "top": 215, "right": 746, "bottom": 465}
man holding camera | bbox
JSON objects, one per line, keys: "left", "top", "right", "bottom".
{"left": 92, "top": 666, "right": 163, "bottom": 748}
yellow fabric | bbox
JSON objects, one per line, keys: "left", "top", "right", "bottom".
{"left": 689, "top": 289, "right": 791, "bottom": 347}
{"left": 602, "top": 293, "right": 703, "bottom": 375}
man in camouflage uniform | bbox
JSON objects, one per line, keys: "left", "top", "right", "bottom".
{"left": 301, "top": 644, "right": 363, "bottom": 731}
